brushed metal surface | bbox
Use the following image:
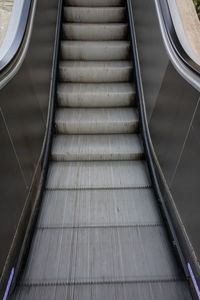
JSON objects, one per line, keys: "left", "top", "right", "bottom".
{"left": 13, "top": 281, "right": 192, "bottom": 300}
{"left": 57, "top": 83, "right": 136, "bottom": 107}
{"left": 46, "top": 161, "right": 151, "bottom": 189}
{"left": 59, "top": 60, "right": 132, "bottom": 82}
{"left": 60, "top": 41, "right": 130, "bottom": 61}
{"left": 19, "top": 227, "right": 181, "bottom": 284}
{"left": 55, "top": 108, "right": 138, "bottom": 134}
{"left": 37, "top": 189, "right": 161, "bottom": 227}
{"left": 62, "top": 23, "right": 128, "bottom": 41}
{"left": 63, "top": 7, "right": 126, "bottom": 23}
{"left": 51, "top": 134, "right": 143, "bottom": 161}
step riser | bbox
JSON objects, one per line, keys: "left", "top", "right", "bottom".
{"left": 52, "top": 153, "right": 143, "bottom": 161}
{"left": 61, "top": 42, "right": 130, "bottom": 61}
{"left": 46, "top": 161, "right": 151, "bottom": 189}
{"left": 59, "top": 66, "right": 132, "bottom": 83}
{"left": 55, "top": 122, "right": 138, "bottom": 134}
{"left": 57, "top": 93, "right": 135, "bottom": 107}
{"left": 57, "top": 83, "right": 136, "bottom": 107}
{"left": 62, "top": 24, "right": 128, "bottom": 41}
{"left": 52, "top": 134, "right": 144, "bottom": 161}
{"left": 63, "top": 7, "right": 126, "bottom": 23}
{"left": 64, "top": 0, "right": 124, "bottom": 6}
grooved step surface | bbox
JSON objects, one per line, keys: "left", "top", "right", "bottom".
{"left": 19, "top": 227, "right": 181, "bottom": 285}
{"left": 64, "top": 0, "right": 124, "bottom": 6}
{"left": 51, "top": 134, "right": 143, "bottom": 161}
{"left": 13, "top": 281, "right": 192, "bottom": 300}
{"left": 61, "top": 41, "right": 130, "bottom": 60}
{"left": 59, "top": 61, "right": 132, "bottom": 83}
{"left": 55, "top": 108, "right": 138, "bottom": 134}
{"left": 38, "top": 189, "right": 161, "bottom": 228}
{"left": 62, "top": 23, "right": 128, "bottom": 41}
{"left": 64, "top": 7, "right": 126, "bottom": 23}
{"left": 57, "top": 83, "right": 136, "bottom": 107}
{"left": 46, "top": 161, "right": 151, "bottom": 189}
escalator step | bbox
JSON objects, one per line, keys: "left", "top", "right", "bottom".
{"left": 62, "top": 23, "right": 128, "bottom": 41}
{"left": 51, "top": 134, "right": 143, "bottom": 161}
{"left": 60, "top": 41, "right": 130, "bottom": 61}
{"left": 13, "top": 281, "right": 192, "bottom": 300}
{"left": 38, "top": 189, "right": 161, "bottom": 228}
{"left": 64, "top": 0, "right": 125, "bottom": 7}
{"left": 55, "top": 108, "right": 138, "bottom": 134}
{"left": 46, "top": 160, "right": 150, "bottom": 189}
{"left": 63, "top": 7, "right": 126, "bottom": 23}
{"left": 18, "top": 226, "right": 181, "bottom": 285}
{"left": 59, "top": 61, "right": 132, "bottom": 82}
{"left": 57, "top": 83, "right": 136, "bottom": 107}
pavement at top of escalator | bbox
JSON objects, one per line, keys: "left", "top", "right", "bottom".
{"left": 0, "top": 0, "right": 14, "bottom": 46}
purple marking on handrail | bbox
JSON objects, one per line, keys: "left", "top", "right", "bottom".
{"left": 3, "top": 268, "right": 14, "bottom": 300}
{"left": 188, "top": 263, "right": 200, "bottom": 299}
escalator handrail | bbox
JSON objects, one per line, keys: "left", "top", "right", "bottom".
{"left": 0, "top": 0, "right": 32, "bottom": 72}
{"left": 159, "top": 0, "right": 200, "bottom": 75}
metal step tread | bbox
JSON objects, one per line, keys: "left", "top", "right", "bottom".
{"left": 60, "top": 40, "right": 130, "bottom": 60}
{"left": 63, "top": 7, "right": 126, "bottom": 23}
{"left": 59, "top": 60, "right": 132, "bottom": 83}
{"left": 64, "top": 0, "right": 125, "bottom": 7}
{"left": 55, "top": 107, "right": 138, "bottom": 134}
{"left": 18, "top": 226, "right": 182, "bottom": 285}
{"left": 46, "top": 160, "right": 150, "bottom": 189}
{"left": 62, "top": 23, "right": 128, "bottom": 41}
{"left": 13, "top": 281, "right": 192, "bottom": 300}
{"left": 57, "top": 82, "right": 136, "bottom": 107}
{"left": 38, "top": 189, "right": 162, "bottom": 228}
{"left": 51, "top": 134, "right": 143, "bottom": 161}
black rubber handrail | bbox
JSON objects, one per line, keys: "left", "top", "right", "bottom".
{"left": 159, "top": 0, "right": 200, "bottom": 75}
{"left": 0, "top": 0, "right": 32, "bottom": 72}
{"left": 126, "top": 0, "right": 189, "bottom": 277}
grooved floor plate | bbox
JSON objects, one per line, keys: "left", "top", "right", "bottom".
{"left": 60, "top": 41, "right": 130, "bottom": 60}
{"left": 46, "top": 161, "right": 151, "bottom": 189}
{"left": 51, "top": 134, "right": 143, "bottom": 161}
{"left": 62, "top": 23, "right": 128, "bottom": 41}
{"left": 55, "top": 108, "right": 138, "bottom": 134}
{"left": 37, "top": 189, "right": 162, "bottom": 228}
{"left": 57, "top": 83, "right": 136, "bottom": 107}
{"left": 13, "top": 281, "right": 192, "bottom": 300}
{"left": 63, "top": 7, "right": 126, "bottom": 23}
{"left": 20, "top": 227, "right": 181, "bottom": 285}
{"left": 59, "top": 60, "right": 132, "bottom": 82}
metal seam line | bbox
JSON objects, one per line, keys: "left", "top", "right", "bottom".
{"left": 0, "top": 107, "right": 28, "bottom": 189}
{"left": 169, "top": 96, "right": 200, "bottom": 187}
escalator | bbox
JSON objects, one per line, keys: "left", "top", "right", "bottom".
{"left": 6, "top": 0, "right": 194, "bottom": 298}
